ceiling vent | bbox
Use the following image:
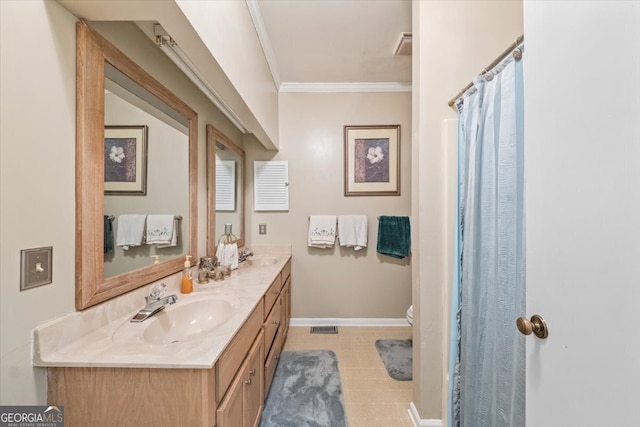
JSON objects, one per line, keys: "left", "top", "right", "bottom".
{"left": 394, "top": 32, "right": 412, "bottom": 56}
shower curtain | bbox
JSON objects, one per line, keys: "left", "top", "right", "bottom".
{"left": 450, "top": 45, "right": 525, "bottom": 427}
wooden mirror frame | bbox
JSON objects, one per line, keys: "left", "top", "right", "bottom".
{"left": 207, "top": 124, "right": 245, "bottom": 255}
{"left": 76, "top": 22, "right": 197, "bottom": 309}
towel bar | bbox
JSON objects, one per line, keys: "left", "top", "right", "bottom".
{"left": 109, "top": 215, "right": 182, "bottom": 221}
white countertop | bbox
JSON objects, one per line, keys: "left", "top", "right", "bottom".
{"left": 33, "top": 246, "right": 291, "bottom": 369}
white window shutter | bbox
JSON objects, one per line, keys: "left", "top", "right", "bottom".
{"left": 254, "top": 161, "right": 289, "bottom": 211}
{"left": 216, "top": 160, "right": 235, "bottom": 211}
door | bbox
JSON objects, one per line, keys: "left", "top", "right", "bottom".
{"left": 524, "top": 2, "right": 640, "bottom": 426}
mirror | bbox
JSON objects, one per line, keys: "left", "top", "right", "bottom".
{"left": 76, "top": 22, "right": 197, "bottom": 309}
{"left": 207, "top": 124, "right": 245, "bottom": 255}
{"left": 103, "top": 64, "right": 190, "bottom": 278}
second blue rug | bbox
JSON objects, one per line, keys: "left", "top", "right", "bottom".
{"left": 375, "top": 339, "right": 413, "bottom": 381}
{"left": 260, "top": 349, "right": 347, "bottom": 427}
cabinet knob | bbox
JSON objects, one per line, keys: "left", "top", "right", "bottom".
{"left": 273, "top": 320, "right": 279, "bottom": 325}
{"left": 249, "top": 369, "right": 256, "bottom": 376}
{"left": 244, "top": 378, "right": 252, "bottom": 385}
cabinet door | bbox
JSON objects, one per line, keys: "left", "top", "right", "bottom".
{"left": 216, "top": 367, "right": 244, "bottom": 427}
{"left": 244, "top": 330, "right": 264, "bottom": 427}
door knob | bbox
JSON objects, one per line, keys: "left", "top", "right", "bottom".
{"left": 516, "top": 314, "right": 549, "bottom": 339}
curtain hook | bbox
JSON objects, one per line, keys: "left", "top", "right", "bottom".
{"left": 513, "top": 48, "right": 522, "bottom": 61}
{"left": 484, "top": 69, "right": 494, "bottom": 81}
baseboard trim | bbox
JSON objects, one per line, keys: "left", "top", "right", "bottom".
{"left": 408, "top": 402, "right": 444, "bottom": 427}
{"left": 290, "top": 317, "right": 409, "bottom": 327}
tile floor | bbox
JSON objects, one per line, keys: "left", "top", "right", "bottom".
{"left": 283, "top": 326, "right": 414, "bottom": 427}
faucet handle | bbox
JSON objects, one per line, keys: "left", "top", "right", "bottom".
{"left": 149, "top": 283, "right": 167, "bottom": 300}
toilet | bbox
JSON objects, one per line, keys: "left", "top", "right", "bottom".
{"left": 406, "top": 305, "right": 414, "bottom": 326}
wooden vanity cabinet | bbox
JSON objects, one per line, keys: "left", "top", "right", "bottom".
{"left": 216, "top": 330, "right": 264, "bottom": 427}
{"left": 47, "top": 258, "right": 291, "bottom": 427}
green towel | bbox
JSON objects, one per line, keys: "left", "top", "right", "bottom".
{"left": 104, "top": 215, "right": 114, "bottom": 254}
{"left": 376, "top": 216, "right": 411, "bottom": 258}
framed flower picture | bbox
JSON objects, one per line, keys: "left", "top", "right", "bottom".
{"left": 104, "top": 125, "right": 148, "bottom": 195}
{"left": 344, "top": 125, "right": 400, "bottom": 196}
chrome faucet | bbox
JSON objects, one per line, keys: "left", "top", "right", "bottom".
{"left": 130, "top": 283, "right": 178, "bottom": 323}
{"left": 238, "top": 248, "right": 253, "bottom": 263}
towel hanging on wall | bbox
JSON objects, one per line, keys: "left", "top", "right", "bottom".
{"left": 376, "top": 216, "right": 411, "bottom": 258}
{"left": 308, "top": 215, "right": 337, "bottom": 248}
{"left": 337, "top": 215, "right": 368, "bottom": 250}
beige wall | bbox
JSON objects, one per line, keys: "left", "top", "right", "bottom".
{"left": 245, "top": 91, "right": 412, "bottom": 318}
{"left": 412, "top": 0, "right": 523, "bottom": 422}
{"left": 0, "top": 0, "right": 78, "bottom": 404}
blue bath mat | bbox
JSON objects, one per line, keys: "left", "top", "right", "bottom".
{"left": 375, "top": 339, "right": 413, "bottom": 381}
{"left": 260, "top": 350, "right": 347, "bottom": 427}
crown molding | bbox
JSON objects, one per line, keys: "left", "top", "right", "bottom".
{"left": 246, "top": 0, "right": 281, "bottom": 89}
{"left": 280, "top": 82, "right": 412, "bottom": 93}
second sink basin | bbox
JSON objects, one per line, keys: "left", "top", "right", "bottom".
{"left": 142, "top": 298, "right": 232, "bottom": 345}
{"left": 244, "top": 256, "right": 278, "bottom": 267}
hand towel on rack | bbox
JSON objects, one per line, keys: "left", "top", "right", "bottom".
{"left": 116, "top": 214, "right": 147, "bottom": 250}
{"left": 146, "top": 215, "right": 177, "bottom": 248}
{"left": 226, "top": 242, "right": 238, "bottom": 270}
{"left": 215, "top": 242, "right": 226, "bottom": 266}
{"left": 376, "top": 216, "right": 411, "bottom": 258}
{"left": 308, "top": 215, "right": 337, "bottom": 248}
{"left": 216, "top": 242, "right": 239, "bottom": 270}
{"left": 337, "top": 215, "right": 368, "bottom": 250}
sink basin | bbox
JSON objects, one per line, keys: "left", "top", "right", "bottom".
{"left": 244, "top": 256, "right": 278, "bottom": 267}
{"left": 142, "top": 298, "right": 232, "bottom": 345}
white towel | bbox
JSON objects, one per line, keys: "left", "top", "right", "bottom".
{"left": 146, "top": 215, "right": 177, "bottom": 248}
{"left": 308, "top": 215, "right": 337, "bottom": 248}
{"left": 116, "top": 214, "right": 147, "bottom": 250}
{"left": 216, "top": 242, "right": 239, "bottom": 270}
{"left": 337, "top": 215, "right": 368, "bottom": 250}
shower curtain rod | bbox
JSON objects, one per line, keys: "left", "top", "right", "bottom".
{"left": 447, "top": 34, "right": 524, "bottom": 107}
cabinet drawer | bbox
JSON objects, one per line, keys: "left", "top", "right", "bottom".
{"left": 216, "top": 299, "right": 264, "bottom": 401}
{"left": 263, "top": 297, "right": 281, "bottom": 357}
{"left": 263, "top": 275, "right": 282, "bottom": 319}
{"left": 264, "top": 325, "right": 285, "bottom": 397}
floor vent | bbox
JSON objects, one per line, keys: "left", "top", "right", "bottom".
{"left": 310, "top": 326, "right": 338, "bottom": 334}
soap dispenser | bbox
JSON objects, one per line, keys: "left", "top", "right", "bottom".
{"left": 181, "top": 255, "right": 193, "bottom": 294}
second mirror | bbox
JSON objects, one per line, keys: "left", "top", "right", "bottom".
{"left": 207, "top": 124, "right": 245, "bottom": 254}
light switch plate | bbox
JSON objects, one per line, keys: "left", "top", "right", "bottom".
{"left": 20, "top": 246, "right": 53, "bottom": 291}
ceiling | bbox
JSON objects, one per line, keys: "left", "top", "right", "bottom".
{"left": 250, "top": 0, "right": 412, "bottom": 89}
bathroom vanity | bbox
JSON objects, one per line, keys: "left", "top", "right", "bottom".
{"left": 35, "top": 251, "right": 291, "bottom": 427}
